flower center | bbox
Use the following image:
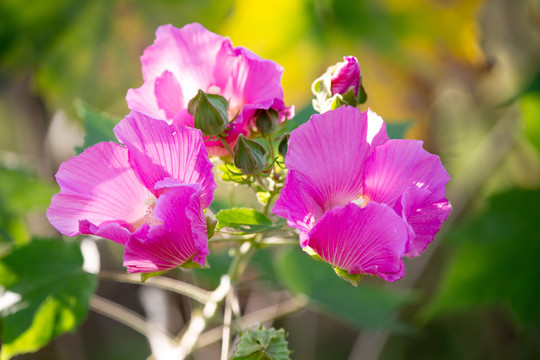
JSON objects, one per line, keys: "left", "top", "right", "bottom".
{"left": 352, "top": 195, "right": 368, "bottom": 208}
{"left": 132, "top": 196, "right": 163, "bottom": 230}
{"left": 142, "top": 196, "right": 162, "bottom": 226}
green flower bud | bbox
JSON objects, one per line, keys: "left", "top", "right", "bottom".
{"left": 278, "top": 133, "right": 290, "bottom": 157}
{"left": 233, "top": 134, "right": 268, "bottom": 175}
{"left": 188, "top": 89, "right": 229, "bottom": 136}
{"left": 254, "top": 108, "right": 279, "bottom": 135}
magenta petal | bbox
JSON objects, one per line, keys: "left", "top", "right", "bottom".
{"left": 307, "top": 202, "right": 408, "bottom": 282}
{"left": 330, "top": 56, "right": 361, "bottom": 96}
{"left": 272, "top": 170, "right": 324, "bottom": 245}
{"left": 126, "top": 80, "right": 167, "bottom": 121}
{"left": 139, "top": 23, "right": 227, "bottom": 103}
{"left": 47, "top": 142, "right": 151, "bottom": 238}
{"left": 123, "top": 185, "right": 208, "bottom": 273}
{"left": 285, "top": 106, "right": 388, "bottom": 210}
{"left": 363, "top": 139, "right": 451, "bottom": 210}
{"left": 400, "top": 187, "right": 451, "bottom": 257}
{"left": 154, "top": 70, "right": 184, "bottom": 120}
{"left": 114, "top": 112, "right": 216, "bottom": 208}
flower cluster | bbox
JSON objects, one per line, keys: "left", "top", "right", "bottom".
{"left": 47, "top": 23, "right": 450, "bottom": 283}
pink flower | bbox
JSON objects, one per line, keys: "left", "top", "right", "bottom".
{"left": 273, "top": 106, "right": 451, "bottom": 282}
{"left": 126, "top": 23, "right": 294, "bottom": 157}
{"left": 330, "top": 56, "right": 361, "bottom": 96}
{"left": 47, "top": 112, "right": 216, "bottom": 273}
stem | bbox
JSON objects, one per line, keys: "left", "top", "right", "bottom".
{"left": 194, "top": 296, "right": 309, "bottom": 350}
{"left": 90, "top": 295, "right": 174, "bottom": 342}
{"left": 265, "top": 135, "right": 276, "bottom": 165}
{"left": 174, "top": 239, "right": 256, "bottom": 359}
{"left": 218, "top": 135, "right": 235, "bottom": 158}
{"left": 220, "top": 291, "right": 234, "bottom": 360}
{"left": 98, "top": 271, "right": 210, "bottom": 304}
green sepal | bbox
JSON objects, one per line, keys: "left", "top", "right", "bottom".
{"left": 303, "top": 246, "right": 324, "bottom": 262}
{"left": 180, "top": 258, "right": 210, "bottom": 269}
{"left": 140, "top": 270, "right": 168, "bottom": 282}
{"left": 333, "top": 267, "right": 364, "bottom": 287}
{"left": 206, "top": 216, "right": 217, "bottom": 239}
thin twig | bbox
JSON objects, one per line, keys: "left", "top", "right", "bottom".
{"left": 90, "top": 294, "right": 174, "bottom": 341}
{"left": 98, "top": 271, "right": 210, "bottom": 304}
{"left": 220, "top": 291, "right": 234, "bottom": 360}
{"left": 195, "top": 295, "right": 309, "bottom": 350}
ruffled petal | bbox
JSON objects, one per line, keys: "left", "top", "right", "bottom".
{"left": 114, "top": 112, "right": 216, "bottom": 208}
{"left": 284, "top": 106, "right": 388, "bottom": 210}
{"left": 154, "top": 70, "right": 184, "bottom": 121}
{"left": 362, "top": 139, "right": 451, "bottom": 210}
{"left": 47, "top": 142, "right": 152, "bottom": 239}
{"left": 123, "top": 184, "right": 208, "bottom": 273}
{"left": 139, "top": 23, "right": 227, "bottom": 103}
{"left": 272, "top": 170, "right": 324, "bottom": 245}
{"left": 126, "top": 80, "right": 167, "bottom": 121}
{"left": 400, "top": 187, "right": 451, "bottom": 257}
{"left": 307, "top": 202, "right": 408, "bottom": 282}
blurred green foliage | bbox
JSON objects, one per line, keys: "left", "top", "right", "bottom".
{"left": 425, "top": 189, "right": 540, "bottom": 327}
{"left": 0, "top": 239, "right": 97, "bottom": 360}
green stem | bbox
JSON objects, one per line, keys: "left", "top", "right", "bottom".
{"left": 218, "top": 135, "right": 235, "bottom": 158}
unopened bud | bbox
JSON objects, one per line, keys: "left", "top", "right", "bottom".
{"left": 233, "top": 135, "right": 268, "bottom": 175}
{"left": 277, "top": 133, "right": 290, "bottom": 157}
{"left": 312, "top": 56, "right": 367, "bottom": 113}
{"left": 254, "top": 108, "right": 279, "bottom": 135}
{"left": 188, "top": 89, "right": 229, "bottom": 136}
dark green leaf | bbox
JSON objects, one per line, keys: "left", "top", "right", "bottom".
{"left": 232, "top": 325, "right": 290, "bottom": 360}
{"left": 274, "top": 247, "right": 412, "bottom": 331}
{"left": 424, "top": 189, "right": 540, "bottom": 327}
{"left": 74, "top": 99, "right": 119, "bottom": 154}
{"left": 0, "top": 239, "right": 98, "bottom": 359}
{"left": 216, "top": 208, "right": 274, "bottom": 234}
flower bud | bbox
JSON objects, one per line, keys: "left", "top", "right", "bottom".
{"left": 254, "top": 108, "right": 279, "bottom": 135}
{"left": 312, "top": 56, "right": 367, "bottom": 113}
{"left": 233, "top": 134, "right": 268, "bottom": 175}
{"left": 277, "top": 133, "right": 290, "bottom": 157}
{"left": 188, "top": 89, "right": 229, "bottom": 136}
{"left": 329, "top": 56, "right": 361, "bottom": 97}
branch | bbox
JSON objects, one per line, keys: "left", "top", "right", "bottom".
{"left": 90, "top": 294, "right": 174, "bottom": 342}
{"left": 195, "top": 295, "right": 309, "bottom": 350}
{"left": 98, "top": 271, "right": 210, "bottom": 303}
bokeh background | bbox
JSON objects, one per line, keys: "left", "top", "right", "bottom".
{"left": 1, "top": 0, "right": 539, "bottom": 359}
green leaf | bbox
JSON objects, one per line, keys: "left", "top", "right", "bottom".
{"left": 424, "top": 189, "right": 540, "bottom": 327}
{"left": 0, "top": 238, "right": 98, "bottom": 359}
{"left": 232, "top": 324, "right": 291, "bottom": 360}
{"left": 520, "top": 93, "right": 540, "bottom": 153}
{"left": 386, "top": 121, "right": 411, "bottom": 140}
{"left": 74, "top": 99, "right": 119, "bottom": 154}
{"left": 275, "top": 247, "right": 412, "bottom": 331}
{"left": 216, "top": 208, "right": 274, "bottom": 234}
{"left": 0, "top": 167, "right": 57, "bottom": 214}
{"left": 0, "top": 166, "right": 58, "bottom": 244}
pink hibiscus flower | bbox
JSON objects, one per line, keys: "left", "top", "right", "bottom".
{"left": 126, "top": 23, "right": 294, "bottom": 157}
{"left": 47, "top": 112, "right": 216, "bottom": 273}
{"left": 273, "top": 106, "right": 451, "bottom": 282}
